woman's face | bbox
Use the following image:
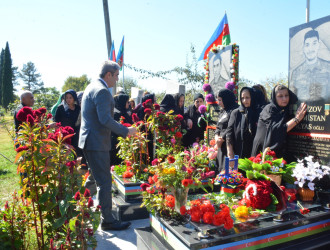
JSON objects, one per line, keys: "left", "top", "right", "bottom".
{"left": 179, "top": 96, "right": 184, "bottom": 108}
{"left": 275, "top": 89, "right": 290, "bottom": 107}
{"left": 241, "top": 90, "right": 251, "bottom": 108}
{"left": 217, "top": 97, "right": 225, "bottom": 108}
{"left": 194, "top": 98, "right": 204, "bottom": 109}
{"left": 65, "top": 93, "right": 74, "bottom": 106}
{"left": 129, "top": 101, "right": 135, "bottom": 108}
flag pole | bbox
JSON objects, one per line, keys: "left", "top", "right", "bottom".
{"left": 306, "top": 0, "right": 310, "bottom": 23}
{"left": 123, "top": 51, "right": 125, "bottom": 93}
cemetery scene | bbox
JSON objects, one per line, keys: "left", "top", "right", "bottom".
{"left": 0, "top": 1, "right": 330, "bottom": 249}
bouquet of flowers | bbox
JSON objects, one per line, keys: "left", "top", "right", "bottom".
{"left": 238, "top": 148, "right": 295, "bottom": 185}
{"left": 292, "top": 155, "right": 330, "bottom": 191}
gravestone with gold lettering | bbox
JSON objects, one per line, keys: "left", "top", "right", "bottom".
{"left": 288, "top": 15, "right": 330, "bottom": 165}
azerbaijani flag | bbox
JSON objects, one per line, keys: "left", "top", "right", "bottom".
{"left": 116, "top": 36, "right": 124, "bottom": 70}
{"left": 109, "top": 40, "right": 116, "bottom": 61}
{"left": 198, "top": 13, "right": 231, "bottom": 61}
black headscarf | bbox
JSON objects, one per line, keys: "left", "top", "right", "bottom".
{"left": 261, "top": 85, "right": 298, "bottom": 122}
{"left": 63, "top": 89, "right": 79, "bottom": 115}
{"left": 160, "top": 94, "right": 176, "bottom": 113}
{"left": 217, "top": 89, "right": 238, "bottom": 111}
{"left": 194, "top": 93, "right": 204, "bottom": 102}
{"left": 114, "top": 94, "right": 129, "bottom": 113}
{"left": 239, "top": 87, "right": 259, "bottom": 142}
{"left": 253, "top": 88, "right": 268, "bottom": 110}
{"left": 173, "top": 93, "right": 184, "bottom": 115}
{"left": 142, "top": 94, "right": 155, "bottom": 104}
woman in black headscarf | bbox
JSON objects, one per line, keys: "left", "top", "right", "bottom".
{"left": 214, "top": 89, "right": 239, "bottom": 172}
{"left": 137, "top": 93, "right": 155, "bottom": 120}
{"left": 182, "top": 93, "right": 206, "bottom": 148}
{"left": 55, "top": 89, "right": 80, "bottom": 149}
{"left": 252, "top": 85, "right": 307, "bottom": 158}
{"left": 226, "top": 87, "right": 259, "bottom": 161}
{"left": 173, "top": 93, "right": 185, "bottom": 116}
{"left": 111, "top": 93, "right": 132, "bottom": 165}
{"left": 160, "top": 94, "right": 176, "bottom": 113}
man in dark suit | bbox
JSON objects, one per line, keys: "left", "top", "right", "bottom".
{"left": 79, "top": 61, "right": 136, "bottom": 231}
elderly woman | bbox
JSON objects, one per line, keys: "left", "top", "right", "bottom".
{"left": 226, "top": 87, "right": 260, "bottom": 161}
{"left": 252, "top": 85, "right": 307, "bottom": 158}
{"left": 214, "top": 89, "right": 239, "bottom": 172}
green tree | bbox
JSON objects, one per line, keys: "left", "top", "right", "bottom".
{"left": 261, "top": 74, "right": 288, "bottom": 98}
{"left": 62, "top": 74, "right": 91, "bottom": 92}
{"left": 1, "top": 42, "right": 14, "bottom": 109}
{"left": 11, "top": 65, "right": 19, "bottom": 92}
{"left": 117, "top": 77, "right": 141, "bottom": 96}
{"left": 34, "top": 87, "right": 61, "bottom": 110}
{"left": 0, "top": 49, "right": 4, "bottom": 105}
{"left": 19, "top": 61, "right": 44, "bottom": 93}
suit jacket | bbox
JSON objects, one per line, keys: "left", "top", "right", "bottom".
{"left": 79, "top": 79, "right": 128, "bottom": 151}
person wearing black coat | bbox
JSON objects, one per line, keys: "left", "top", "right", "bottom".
{"left": 160, "top": 94, "right": 176, "bottom": 113}
{"left": 214, "top": 89, "right": 239, "bottom": 173}
{"left": 137, "top": 93, "right": 155, "bottom": 120}
{"left": 111, "top": 93, "right": 132, "bottom": 165}
{"left": 173, "top": 93, "right": 185, "bottom": 116}
{"left": 182, "top": 93, "right": 207, "bottom": 148}
{"left": 55, "top": 89, "right": 80, "bottom": 150}
{"left": 226, "top": 87, "right": 259, "bottom": 161}
{"left": 252, "top": 85, "right": 307, "bottom": 158}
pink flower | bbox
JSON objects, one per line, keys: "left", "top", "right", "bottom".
{"left": 198, "top": 105, "right": 207, "bottom": 114}
{"left": 225, "top": 81, "right": 235, "bottom": 91}
{"left": 202, "top": 83, "right": 211, "bottom": 92}
{"left": 47, "top": 113, "right": 53, "bottom": 119}
{"left": 205, "top": 94, "right": 215, "bottom": 103}
{"left": 111, "top": 165, "right": 115, "bottom": 172}
{"left": 171, "top": 138, "right": 176, "bottom": 144}
{"left": 151, "top": 158, "right": 159, "bottom": 166}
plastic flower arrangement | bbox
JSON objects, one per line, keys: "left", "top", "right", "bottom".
{"left": 292, "top": 155, "right": 330, "bottom": 191}
{"left": 238, "top": 148, "right": 296, "bottom": 185}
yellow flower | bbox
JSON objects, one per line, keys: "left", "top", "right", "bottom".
{"left": 234, "top": 206, "right": 249, "bottom": 222}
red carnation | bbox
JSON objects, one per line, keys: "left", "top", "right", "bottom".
{"left": 182, "top": 179, "right": 190, "bottom": 187}
{"left": 248, "top": 156, "right": 255, "bottom": 161}
{"left": 180, "top": 206, "right": 187, "bottom": 215}
{"left": 47, "top": 113, "right": 53, "bottom": 119}
{"left": 122, "top": 123, "right": 131, "bottom": 127}
{"left": 191, "top": 211, "right": 201, "bottom": 223}
{"left": 253, "top": 157, "right": 261, "bottom": 163}
{"left": 84, "top": 188, "right": 91, "bottom": 198}
{"left": 187, "top": 168, "right": 193, "bottom": 174}
{"left": 152, "top": 175, "right": 158, "bottom": 183}
{"left": 156, "top": 111, "right": 165, "bottom": 117}
{"left": 15, "top": 146, "right": 29, "bottom": 153}
{"left": 175, "top": 131, "right": 182, "bottom": 138}
{"left": 175, "top": 114, "right": 183, "bottom": 121}
{"left": 267, "top": 151, "right": 276, "bottom": 157}
{"left": 165, "top": 195, "right": 175, "bottom": 208}
{"left": 132, "top": 113, "right": 139, "bottom": 123}
{"left": 146, "top": 187, "right": 155, "bottom": 194}
{"left": 167, "top": 155, "right": 175, "bottom": 164}
{"left": 122, "top": 171, "right": 134, "bottom": 178}
{"left": 157, "top": 138, "right": 163, "bottom": 143}
{"left": 87, "top": 197, "right": 94, "bottom": 208}
{"left": 86, "top": 228, "right": 93, "bottom": 236}
{"left": 154, "top": 103, "right": 160, "bottom": 110}
{"left": 203, "top": 212, "right": 214, "bottom": 224}
{"left": 144, "top": 108, "right": 152, "bottom": 115}
{"left": 148, "top": 176, "right": 154, "bottom": 185}
{"left": 264, "top": 160, "right": 272, "bottom": 166}
{"left": 282, "top": 160, "right": 287, "bottom": 165}
{"left": 140, "top": 183, "right": 150, "bottom": 191}
{"left": 74, "top": 192, "right": 81, "bottom": 201}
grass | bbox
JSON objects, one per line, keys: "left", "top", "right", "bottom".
{"left": 0, "top": 113, "right": 19, "bottom": 207}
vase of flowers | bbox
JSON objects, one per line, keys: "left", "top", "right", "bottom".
{"left": 292, "top": 155, "right": 330, "bottom": 202}
{"left": 171, "top": 187, "right": 189, "bottom": 213}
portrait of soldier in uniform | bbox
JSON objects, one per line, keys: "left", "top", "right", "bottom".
{"left": 208, "top": 47, "right": 231, "bottom": 96}
{"left": 290, "top": 29, "right": 330, "bottom": 101}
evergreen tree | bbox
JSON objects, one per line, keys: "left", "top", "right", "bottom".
{"left": 0, "top": 49, "right": 4, "bottom": 105}
{"left": 1, "top": 42, "right": 14, "bottom": 108}
{"left": 19, "top": 61, "right": 44, "bottom": 93}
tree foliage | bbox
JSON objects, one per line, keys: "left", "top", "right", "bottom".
{"left": 1, "top": 42, "right": 14, "bottom": 108}
{"left": 0, "top": 49, "right": 4, "bottom": 105}
{"left": 261, "top": 74, "right": 288, "bottom": 98}
{"left": 117, "top": 77, "right": 141, "bottom": 96}
{"left": 19, "top": 61, "right": 44, "bottom": 93}
{"left": 34, "top": 87, "right": 61, "bottom": 110}
{"left": 62, "top": 74, "right": 91, "bottom": 92}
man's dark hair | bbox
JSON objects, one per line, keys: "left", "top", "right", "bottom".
{"left": 304, "top": 29, "right": 319, "bottom": 43}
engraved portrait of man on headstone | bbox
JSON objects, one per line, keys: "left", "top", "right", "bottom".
{"left": 290, "top": 16, "right": 330, "bottom": 102}
{"left": 208, "top": 46, "right": 232, "bottom": 96}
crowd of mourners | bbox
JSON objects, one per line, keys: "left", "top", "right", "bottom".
{"left": 14, "top": 60, "right": 306, "bottom": 231}
{"left": 15, "top": 83, "right": 307, "bottom": 176}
